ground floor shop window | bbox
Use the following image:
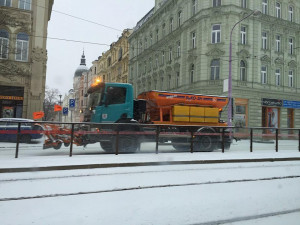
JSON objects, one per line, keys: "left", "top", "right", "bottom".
{"left": 234, "top": 98, "right": 248, "bottom": 127}
{"left": 262, "top": 107, "right": 280, "bottom": 133}
{"left": 287, "top": 109, "right": 294, "bottom": 134}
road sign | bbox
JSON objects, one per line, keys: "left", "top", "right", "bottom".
{"left": 69, "top": 99, "right": 75, "bottom": 108}
{"left": 63, "top": 107, "right": 69, "bottom": 115}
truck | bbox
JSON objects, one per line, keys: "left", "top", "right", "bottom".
{"left": 75, "top": 81, "right": 232, "bottom": 153}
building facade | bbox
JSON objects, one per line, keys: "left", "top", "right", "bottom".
{"left": 97, "top": 29, "right": 133, "bottom": 83}
{"left": 0, "top": 0, "right": 54, "bottom": 119}
{"left": 129, "top": 0, "right": 300, "bottom": 129}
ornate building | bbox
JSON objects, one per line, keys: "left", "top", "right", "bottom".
{"left": 97, "top": 29, "right": 133, "bottom": 83}
{"left": 129, "top": 0, "right": 300, "bottom": 128}
{"left": 0, "top": 0, "right": 54, "bottom": 118}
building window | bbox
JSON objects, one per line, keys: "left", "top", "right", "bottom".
{"left": 145, "top": 38, "right": 148, "bottom": 49}
{"left": 170, "top": 18, "right": 174, "bottom": 32}
{"left": 275, "top": 2, "right": 281, "bottom": 18}
{"left": 150, "top": 33, "right": 153, "bottom": 46}
{"left": 139, "top": 41, "right": 143, "bottom": 54}
{"left": 108, "top": 57, "right": 111, "bottom": 66}
{"left": 178, "top": 11, "right": 182, "bottom": 27}
{"left": 155, "top": 55, "right": 158, "bottom": 68}
{"left": 275, "top": 69, "right": 280, "bottom": 86}
{"left": 241, "top": 26, "right": 246, "bottom": 45}
{"left": 118, "top": 48, "right": 123, "bottom": 61}
{"left": 262, "top": 32, "right": 267, "bottom": 49}
{"left": 261, "top": 66, "right": 267, "bottom": 84}
{"left": 177, "top": 41, "right": 181, "bottom": 57}
{"left": 262, "top": 0, "right": 268, "bottom": 14}
{"left": 190, "top": 64, "right": 194, "bottom": 83}
{"left": 210, "top": 59, "right": 220, "bottom": 80}
{"left": 288, "top": 6, "right": 293, "bottom": 22}
{"left": 288, "top": 70, "right": 293, "bottom": 87}
{"left": 19, "top": 0, "right": 31, "bottom": 10}
{"left": 212, "top": 24, "right": 221, "bottom": 44}
{"left": 156, "top": 29, "right": 159, "bottom": 42}
{"left": 15, "top": 32, "right": 29, "bottom": 62}
{"left": 240, "top": 60, "right": 246, "bottom": 81}
{"left": 169, "top": 47, "right": 172, "bottom": 61}
{"left": 191, "top": 32, "right": 196, "bottom": 49}
{"left": 192, "top": 0, "right": 197, "bottom": 15}
{"left": 160, "top": 77, "right": 164, "bottom": 90}
{"left": 275, "top": 35, "right": 281, "bottom": 52}
{"left": 161, "top": 50, "right": 165, "bottom": 64}
{"left": 176, "top": 72, "right": 180, "bottom": 87}
{"left": 213, "top": 0, "right": 221, "bottom": 7}
{"left": 289, "top": 38, "right": 293, "bottom": 55}
{"left": 0, "top": 0, "right": 11, "bottom": 6}
{"left": 162, "top": 23, "right": 166, "bottom": 36}
{"left": 241, "top": 0, "right": 247, "bottom": 8}
{"left": 0, "top": 29, "right": 9, "bottom": 59}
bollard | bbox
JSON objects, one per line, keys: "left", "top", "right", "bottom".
{"left": 69, "top": 123, "right": 75, "bottom": 157}
{"left": 15, "top": 122, "right": 21, "bottom": 159}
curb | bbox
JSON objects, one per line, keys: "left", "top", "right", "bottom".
{"left": 1, "top": 157, "right": 300, "bottom": 173}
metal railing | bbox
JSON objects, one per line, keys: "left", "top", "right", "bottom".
{"left": 0, "top": 121, "right": 299, "bottom": 158}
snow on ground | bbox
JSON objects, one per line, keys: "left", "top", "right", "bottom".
{"left": 0, "top": 139, "right": 300, "bottom": 225}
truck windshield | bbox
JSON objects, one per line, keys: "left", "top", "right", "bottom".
{"left": 87, "top": 88, "right": 103, "bottom": 109}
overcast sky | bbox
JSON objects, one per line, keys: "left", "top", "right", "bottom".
{"left": 46, "top": 0, "right": 154, "bottom": 95}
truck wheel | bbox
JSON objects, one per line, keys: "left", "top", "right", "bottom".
{"left": 20, "top": 135, "right": 31, "bottom": 143}
{"left": 172, "top": 138, "right": 190, "bottom": 151}
{"left": 195, "top": 135, "right": 216, "bottom": 152}
{"left": 114, "top": 135, "right": 139, "bottom": 153}
{"left": 100, "top": 142, "right": 114, "bottom": 153}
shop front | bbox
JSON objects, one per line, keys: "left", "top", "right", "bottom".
{"left": 0, "top": 86, "right": 24, "bottom": 118}
{"left": 262, "top": 98, "right": 300, "bottom": 133}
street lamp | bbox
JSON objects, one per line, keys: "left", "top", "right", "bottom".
{"left": 227, "top": 9, "right": 261, "bottom": 127}
{"left": 59, "top": 94, "right": 62, "bottom": 122}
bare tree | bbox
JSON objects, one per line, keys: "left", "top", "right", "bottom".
{"left": 43, "top": 86, "right": 60, "bottom": 121}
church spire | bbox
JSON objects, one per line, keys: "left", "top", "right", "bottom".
{"left": 80, "top": 50, "right": 86, "bottom": 66}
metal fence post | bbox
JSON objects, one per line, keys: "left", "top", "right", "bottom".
{"left": 115, "top": 125, "right": 119, "bottom": 155}
{"left": 69, "top": 123, "right": 75, "bottom": 157}
{"left": 15, "top": 122, "right": 21, "bottom": 158}
{"left": 190, "top": 129, "right": 194, "bottom": 153}
{"left": 298, "top": 129, "right": 300, "bottom": 152}
{"left": 275, "top": 128, "right": 279, "bottom": 152}
{"left": 155, "top": 126, "right": 160, "bottom": 154}
{"left": 250, "top": 128, "right": 253, "bottom": 153}
{"left": 222, "top": 128, "right": 225, "bottom": 153}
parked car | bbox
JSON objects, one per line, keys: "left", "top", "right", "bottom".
{"left": 0, "top": 118, "right": 44, "bottom": 143}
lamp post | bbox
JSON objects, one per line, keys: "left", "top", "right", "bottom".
{"left": 227, "top": 10, "right": 261, "bottom": 127}
{"left": 59, "top": 94, "right": 62, "bottom": 122}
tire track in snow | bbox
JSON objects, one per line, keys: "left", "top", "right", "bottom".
{"left": 0, "top": 175, "right": 299, "bottom": 202}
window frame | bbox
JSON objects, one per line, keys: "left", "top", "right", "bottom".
{"left": 210, "top": 59, "right": 220, "bottom": 80}
{"left": 262, "top": 32, "right": 267, "bottom": 50}
{"left": 241, "top": 0, "right": 247, "bottom": 8}
{"left": 0, "top": 0, "right": 11, "bottom": 7}
{"left": 178, "top": 11, "right": 182, "bottom": 27}
{"left": 177, "top": 41, "right": 181, "bottom": 57}
{"left": 275, "top": 2, "right": 281, "bottom": 18}
{"left": 275, "top": 35, "right": 281, "bottom": 52}
{"left": 289, "top": 38, "right": 293, "bottom": 55}
{"left": 212, "top": 24, "right": 221, "bottom": 44}
{"left": 213, "top": 0, "right": 221, "bottom": 7}
{"left": 192, "top": 31, "right": 196, "bottom": 49}
{"left": 192, "top": 0, "right": 197, "bottom": 16}
{"left": 288, "top": 6, "right": 293, "bottom": 22}
{"left": 18, "top": 0, "right": 31, "bottom": 10}
{"left": 262, "top": 0, "right": 268, "bottom": 14}
{"left": 240, "top": 60, "right": 246, "bottom": 81}
{"left": 288, "top": 70, "right": 293, "bottom": 87}
{"left": 275, "top": 69, "right": 280, "bottom": 86}
{"left": 15, "top": 32, "right": 29, "bottom": 62}
{"left": 241, "top": 26, "right": 246, "bottom": 45}
{"left": 261, "top": 66, "right": 267, "bottom": 84}
{"left": 0, "top": 29, "right": 9, "bottom": 59}
{"left": 190, "top": 64, "right": 194, "bottom": 83}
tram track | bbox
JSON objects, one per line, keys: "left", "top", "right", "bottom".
{"left": 1, "top": 175, "right": 299, "bottom": 202}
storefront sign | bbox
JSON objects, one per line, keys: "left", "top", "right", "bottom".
{"left": 283, "top": 100, "right": 300, "bottom": 109}
{"left": 0, "top": 95, "right": 24, "bottom": 101}
{"left": 261, "top": 98, "right": 282, "bottom": 107}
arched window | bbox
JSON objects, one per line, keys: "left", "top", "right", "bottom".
{"left": 118, "top": 48, "right": 123, "bottom": 61}
{"left": 107, "top": 57, "right": 111, "bottom": 66}
{"left": 0, "top": 29, "right": 9, "bottom": 59}
{"left": 0, "top": 0, "right": 11, "bottom": 7}
{"left": 190, "top": 64, "right": 194, "bottom": 83}
{"left": 210, "top": 59, "right": 220, "bottom": 80}
{"left": 240, "top": 60, "right": 246, "bottom": 81}
{"left": 19, "top": 0, "right": 31, "bottom": 10}
{"left": 15, "top": 32, "right": 29, "bottom": 61}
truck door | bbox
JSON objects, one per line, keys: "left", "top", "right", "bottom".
{"left": 98, "top": 86, "right": 132, "bottom": 123}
